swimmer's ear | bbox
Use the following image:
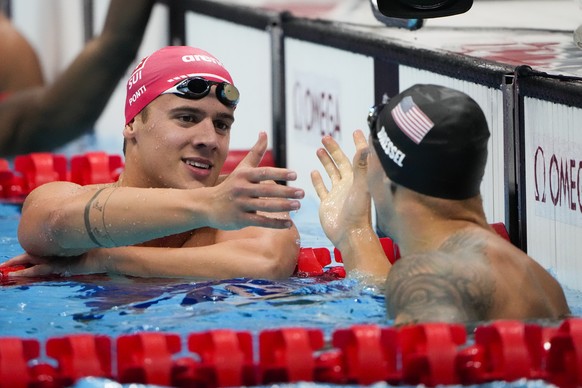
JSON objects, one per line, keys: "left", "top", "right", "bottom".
{"left": 123, "top": 119, "right": 137, "bottom": 139}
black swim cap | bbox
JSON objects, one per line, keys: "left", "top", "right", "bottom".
{"left": 369, "top": 84, "right": 490, "bottom": 200}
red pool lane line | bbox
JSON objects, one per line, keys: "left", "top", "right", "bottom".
{"left": 0, "top": 319, "right": 581, "bottom": 387}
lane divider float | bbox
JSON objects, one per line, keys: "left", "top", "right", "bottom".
{"left": 0, "top": 150, "right": 274, "bottom": 205}
{"left": 0, "top": 319, "right": 580, "bottom": 387}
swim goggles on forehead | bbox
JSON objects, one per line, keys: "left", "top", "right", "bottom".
{"left": 161, "top": 77, "right": 240, "bottom": 107}
{"left": 367, "top": 103, "right": 387, "bottom": 134}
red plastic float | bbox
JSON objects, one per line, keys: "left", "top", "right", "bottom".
{"left": 332, "top": 324, "right": 400, "bottom": 384}
{"left": 117, "top": 332, "right": 181, "bottom": 386}
{"left": 0, "top": 337, "right": 41, "bottom": 388}
{"left": 46, "top": 334, "right": 112, "bottom": 385}
{"left": 70, "top": 151, "right": 123, "bottom": 185}
{"left": 14, "top": 153, "right": 68, "bottom": 194}
{"left": 399, "top": 322, "right": 466, "bottom": 386}
{"left": 187, "top": 330, "right": 256, "bottom": 387}
{"left": 259, "top": 327, "right": 324, "bottom": 383}
{"left": 0, "top": 319, "right": 581, "bottom": 387}
{"left": 221, "top": 149, "right": 274, "bottom": 174}
{"left": 0, "top": 149, "right": 275, "bottom": 203}
{"left": 546, "top": 318, "right": 582, "bottom": 386}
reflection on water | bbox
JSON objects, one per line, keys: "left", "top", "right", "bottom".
{"left": 0, "top": 274, "right": 386, "bottom": 339}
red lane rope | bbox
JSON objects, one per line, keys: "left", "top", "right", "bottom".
{"left": 0, "top": 150, "right": 274, "bottom": 205}
{"left": 0, "top": 319, "right": 580, "bottom": 387}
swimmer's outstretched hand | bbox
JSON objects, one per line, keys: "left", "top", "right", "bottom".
{"left": 208, "top": 132, "right": 304, "bottom": 230}
{"left": 311, "top": 130, "right": 374, "bottom": 248}
{"left": 312, "top": 130, "right": 389, "bottom": 280}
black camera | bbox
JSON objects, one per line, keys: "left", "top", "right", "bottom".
{"left": 375, "top": 0, "right": 473, "bottom": 19}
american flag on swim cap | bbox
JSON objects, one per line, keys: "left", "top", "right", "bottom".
{"left": 124, "top": 46, "right": 235, "bottom": 125}
{"left": 390, "top": 96, "right": 434, "bottom": 144}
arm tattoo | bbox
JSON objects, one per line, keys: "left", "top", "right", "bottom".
{"left": 101, "top": 187, "right": 118, "bottom": 246}
{"left": 83, "top": 187, "right": 118, "bottom": 247}
{"left": 385, "top": 231, "right": 495, "bottom": 324}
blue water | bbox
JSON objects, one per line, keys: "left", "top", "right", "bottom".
{"left": 0, "top": 200, "right": 386, "bottom": 340}
{"left": 0, "top": 199, "right": 581, "bottom": 387}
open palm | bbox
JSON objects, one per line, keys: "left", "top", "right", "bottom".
{"left": 311, "top": 130, "right": 372, "bottom": 247}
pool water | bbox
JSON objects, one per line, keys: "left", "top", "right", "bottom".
{"left": 0, "top": 199, "right": 581, "bottom": 387}
{"left": 0, "top": 199, "right": 386, "bottom": 340}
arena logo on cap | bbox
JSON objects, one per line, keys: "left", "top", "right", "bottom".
{"left": 377, "top": 127, "right": 406, "bottom": 167}
{"left": 182, "top": 54, "right": 224, "bottom": 67}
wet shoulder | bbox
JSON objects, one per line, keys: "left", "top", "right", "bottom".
{"left": 385, "top": 230, "right": 496, "bottom": 323}
{"left": 441, "top": 227, "right": 570, "bottom": 319}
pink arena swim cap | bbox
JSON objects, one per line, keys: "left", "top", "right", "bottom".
{"left": 124, "top": 46, "right": 235, "bottom": 124}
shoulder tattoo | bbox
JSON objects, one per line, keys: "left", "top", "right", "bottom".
{"left": 385, "top": 230, "right": 495, "bottom": 323}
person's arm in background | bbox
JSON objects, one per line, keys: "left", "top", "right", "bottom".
{"left": 0, "top": 0, "right": 156, "bottom": 156}
{"left": 0, "top": 12, "right": 44, "bottom": 92}
{"left": 311, "top": 130, "right": 390, "bottom": 284}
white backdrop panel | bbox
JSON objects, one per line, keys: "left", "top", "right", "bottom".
{"left": 285, "top": 38, "right": 374, "bottom": 204}
{"left": 525, "top": 98, "right": 582, "bottom": 291}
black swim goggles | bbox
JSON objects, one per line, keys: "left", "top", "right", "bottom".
{"left": 367, "top": 103, "right": 386, "bottom": 133}
{"left": 162, "top": 77, "right": 240, "bottom": 107}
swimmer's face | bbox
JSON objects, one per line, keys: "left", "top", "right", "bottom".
{"left": 122, "top": 86, "right": 234, "bottom": 189}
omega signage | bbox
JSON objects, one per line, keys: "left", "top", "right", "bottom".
{"left": 531, "top": 140, "right": 582, "bottom": 227}
{"left": 292, "top": 72, "right": 342, "bottom": 142}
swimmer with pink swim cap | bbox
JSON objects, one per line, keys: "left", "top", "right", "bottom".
{"left": 5, "top": 45, "right": 304, "bottom": 280}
